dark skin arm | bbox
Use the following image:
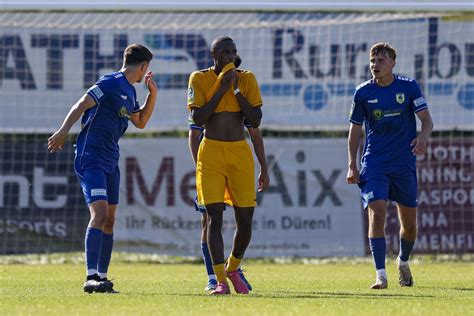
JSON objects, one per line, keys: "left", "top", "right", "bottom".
{"left": 191, "top": 70, "right": 234, "bottom": 126}
{"left": 188, "top": 129, "right": 201, "bottom": 165}
{"left": 233, "top": 72, "right": 262, "bottom": 128}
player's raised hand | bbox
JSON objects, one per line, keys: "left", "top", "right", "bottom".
{"left": 411, "top": 136, "right": 427, "bottom": 155}
{"left": 258, "top": 171, "right": 270, "bottom": 192}
{"left": 346, "top": 166, "right": 360, "bottom": 184}
{"left": 220, "top": 69, "right": 235, "bottom": 91}
{"left": 144, "top": 71, "right": 157, "bottom": 95}
{"left": 47, "top": 130, "right": 67, "bottom": 153}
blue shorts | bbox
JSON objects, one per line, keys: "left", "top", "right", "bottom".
{"left": 193, "top": 196, "right": 227, "bottom": 213}
{"left": 74, "top": 156, "right": 120, "bottom": 205}
{"left": 358, "top": 170, "right": 417, "bottom": 209}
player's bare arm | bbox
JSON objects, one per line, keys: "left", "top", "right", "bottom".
{"left": 234, "top": 75, "right": 262, "bottom": 128}
{"left": 347, "top": 123, "right": 362, "bottom": 184}
{"left": 411, "top": 109, "right": 434, "bottom": 155}
{"left": 47, "top": 94, "right": 96, "bottom": 153}
{"left": 191, "top": 70, "right": 234, "bottom": 126}
{"left": 130, "top": 71, "right": 158, "bottom": 129}
{"left": 248, "top": 127, "right": 269, "bottom": 192}
{"left": 188, "top": 129, "right": 201, "bottom": 165}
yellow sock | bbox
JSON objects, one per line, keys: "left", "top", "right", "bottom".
{"left": 213, "top": 263, "right": 227, "bottom": 283}
{"left": 226, "top": 254, "right": 242, "bottom": 272}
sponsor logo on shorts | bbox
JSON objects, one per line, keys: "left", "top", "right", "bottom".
{"left": 91, "top": 189, "right": 107, "bottom": 197}
{"left": 364, "top": 191, "right": 374, "bottom": 200}
{"left": 367, "top": 99, "right": 378, "bottom": 103}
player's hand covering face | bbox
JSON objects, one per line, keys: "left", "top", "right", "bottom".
{"left": 144, "top": 71, "right": 157, "bottom": 94}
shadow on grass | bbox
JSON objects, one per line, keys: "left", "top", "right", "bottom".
{"left": 453, "top": 288, "right": 474, "bottom": 291}
{"left": 164, "top": 290, "right": 436, "bottom": 300}
{"left": 249, "top": 290, "right": 436, "bottom": 299}
{"left": 416, "top": 286, "right": 474, "bottom": 292}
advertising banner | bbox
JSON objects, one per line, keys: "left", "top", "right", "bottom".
{"left": 1, "top": 13, "right": 473, "bottom": 132}
{"left": 116, "top": 138, "right": 364, "bottom": 257}
{"left": 0, "top": 136, "right": 88, "bottom": 254}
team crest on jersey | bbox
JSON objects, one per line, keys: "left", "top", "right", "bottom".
{"left": 372, "top": 109, "right": 384, "bottom": 120}
{"left": 118, "top": 106, "right": 131, "bottom": 119}
{"left": 187, "top": 86, "right": 194, "bottom": 103}
{"left": 396, "top": 93, "right": 405, "bottom": 104}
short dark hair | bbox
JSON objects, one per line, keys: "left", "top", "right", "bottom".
{"left": 211, "top": 36, "right": 234, "bottom": 52}
{"left": 370, "top": 42, "right": 397, "bottom": 61}
{"left": 123, "top": 44, "right": 153, "bottom": 66}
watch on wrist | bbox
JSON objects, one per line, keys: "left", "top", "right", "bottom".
{"left": 234, "top": 88, "right": 240, "bottom": 95}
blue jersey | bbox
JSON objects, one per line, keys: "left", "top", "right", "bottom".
{"left": 76, "top": 72, "right": 140, "bottom": 168}
{"left": 349, "top": 75, "right": 428, "bottom": 175}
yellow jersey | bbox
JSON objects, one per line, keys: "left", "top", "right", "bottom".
{"left": 187, "top": 66, "right": 262, "bottom": 112}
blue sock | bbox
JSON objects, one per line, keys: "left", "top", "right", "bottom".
{"left": 201, "top": 242, "right": 214, "bottom": 277}
{"left": 399, "top": 238, "right": 415, "bottom": 262}
{"left": 369, "top": 237, "right": 386, "bottom": 270}
{"left": 98, "top": 232, "right": 114, "bottom": 276}
{"left": 85, "top": 227, "right": 103, "bottom": 275}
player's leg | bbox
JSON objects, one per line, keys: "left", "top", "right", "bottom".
{"left": 96, "top": 204, "right": 116, "bottom": 292}
{"left": 367, "top": 199, "right": 389, "bottom": 289}
{"left": 225, "top": 141, "right": 255, "bottom": 294}
{"left": 206, "top": 203, "right": 230, "bottom": 294}
{"left": 96, "top": 167, "right": 120, "bottom": 292}
{"left": 359, "top": 175, "right": 390, "bottom": 289}
{"left": 225, "top": 206, "right": 253, "bottom": 294}
{"left": 83, "top": 200, "right": 109, "bottom": 293}
{"left": 396, "top": 203, "right": 416, "bottom": 286}
{"left": 196, "top": 138, "right": 229, "bottom": 294}
{"left": 193, "top": 196, "right": 218, "bottom": 290}
{"left": 230, "top": 206, "right": 254, "bottom": 261}
{"left": 200, "top": 211, "right": 217, "bottom": 291}
{"left": 389, "top": 170, "right": 417, "bottom": 287}
{"left": 76, "top": 164, "right": 111, "bottom": 293}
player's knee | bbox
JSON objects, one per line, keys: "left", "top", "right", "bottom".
{"left": 103, "top": 216, "right": 115, "bottom": 231}
{"left": 90, "top": 213, "right": 107, "bottom": 227}
{"left": 207, "top": 216, "right": 223, "bottom": 231}
{"left": 368, "top": 209, "right": 385, "bottom": 226}
{"left": 201, "top": 216, "right": 208, "bottom": 229}
{"left": 402, "top": 222, "right": 417, "bottom": 237}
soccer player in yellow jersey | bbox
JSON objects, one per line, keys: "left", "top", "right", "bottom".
{"left": 187, "top": 36, "right": 264, "bottom": 295}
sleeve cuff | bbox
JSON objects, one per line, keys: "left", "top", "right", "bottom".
{"left": 350, "top": 119, "right": 363, "bottom": 125}
{"left": 414, "top": 106, "right": 428, "bottom": 113}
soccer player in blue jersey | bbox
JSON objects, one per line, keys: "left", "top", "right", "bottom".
{"left": 347, "top": 43, "right": 433, "bottom": 289}
{"left": 47, "top": 44, "right": 157, "bottom": 293}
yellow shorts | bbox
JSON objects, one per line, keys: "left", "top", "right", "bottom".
{"left": 196, "top": 137, "right": 256, "bottom": 207}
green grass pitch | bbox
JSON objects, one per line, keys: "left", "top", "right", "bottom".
{"left": 0, "top": 255, "right": 473, "bottom": 315}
